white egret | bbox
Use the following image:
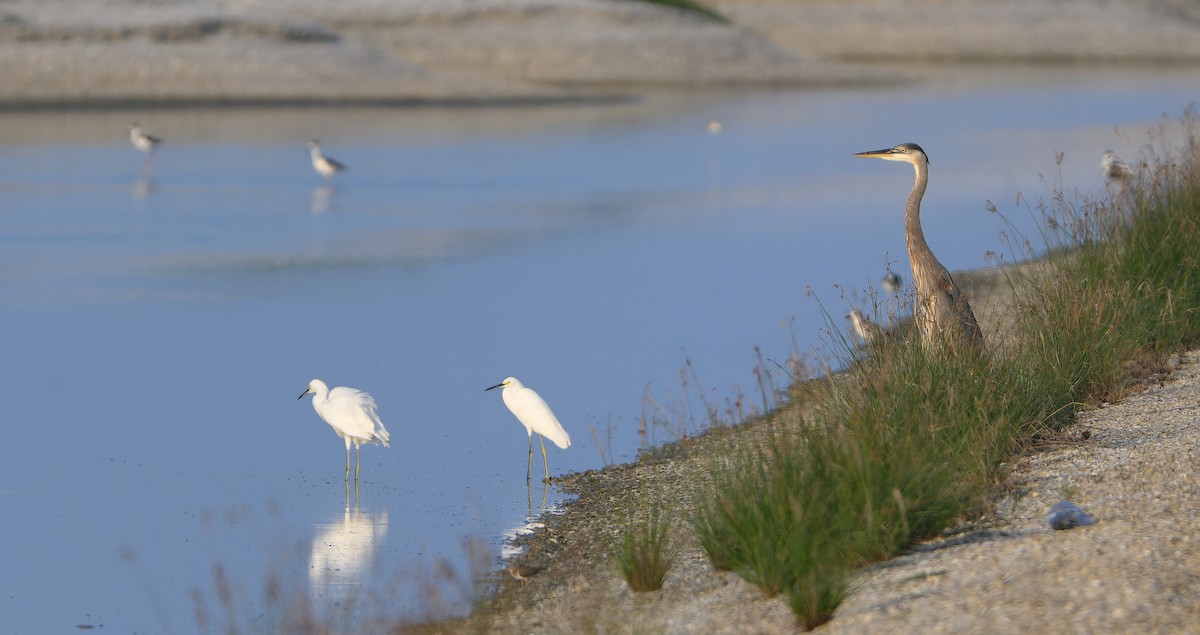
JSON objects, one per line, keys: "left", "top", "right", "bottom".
{"left": 307, "top": 139, "right": 347, "bottom": 182}
{"left": 299, "top": 379, "right": 390, "bottom": 482}
{"left": 486, "top": 377, "right": 571, "bottom": 483}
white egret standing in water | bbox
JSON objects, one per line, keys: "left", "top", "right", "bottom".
{"left": 486, "top": 377, "right": 571, "bottom": 483}
{"left": 299, "top": 379, "right": 390, "bottom": 482}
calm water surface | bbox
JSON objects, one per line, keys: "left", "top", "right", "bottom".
{"left": 2, "top": 66, "right": 1199, "bottom": 632}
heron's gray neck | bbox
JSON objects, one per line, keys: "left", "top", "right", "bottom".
{"left": 905, "top": 160, "right": 939, "bottom": 293}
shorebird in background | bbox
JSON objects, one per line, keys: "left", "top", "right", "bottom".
{"left": 881, "top": 271, "right": 903, "bottom": 294}
{"left": 507, "top": 561, "right": 546, "bottom": 583}
{"left": 128, "top": 123, "right": 161, "bottom": 174}
{"left": 1102, "top": 150, "right": 1134, "bottom": 198}
{"left": 308, "top": 139, "right": 348, "bottom": 183}
{"left": 848, "top": 309, "right": 885, "bottom": 344}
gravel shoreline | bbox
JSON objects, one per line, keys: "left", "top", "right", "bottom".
{"left": 460, "top": 265, "right": 1200, "bottom": 634}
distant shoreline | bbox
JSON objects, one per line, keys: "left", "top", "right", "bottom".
{"left": 4, "top": 0, "right": 1200, "bottom": 108}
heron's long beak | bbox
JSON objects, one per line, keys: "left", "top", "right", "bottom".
{"left": 298, "top": 388, "right": 312, "bottom": 400}
{"left": 853, "top": 148, "right": 895, "bottom": 159}
{"left": 485, "top": 383, "right": 504, "bottom": 391}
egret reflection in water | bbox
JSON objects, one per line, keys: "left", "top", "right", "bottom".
{"left": 526, "top": 480, "right": 550, "bottom": 513}
{"left": 309, "top": 498, "right": 389, "bottom": 611}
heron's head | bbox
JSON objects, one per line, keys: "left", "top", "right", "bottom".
{"left": 854, "top": 143, "right": 928, "bottom": 166}
{"left": 298, "top": 378, "right": 325, "bottom": 400}
{"left": 307, "top": 139, "right": 320, "bottom": 151}
{"left": 485, "top": 376, "right": 520, "bottom": 392}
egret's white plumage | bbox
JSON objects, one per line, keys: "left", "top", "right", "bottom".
{"left": 308, "top": 140, "right": 347, "bottom": 181}
{"left": 486, "top": 376, "right": 570, "bottom": 483}
{"left": 299, "top": 379, "right": 390, "bottom": 481}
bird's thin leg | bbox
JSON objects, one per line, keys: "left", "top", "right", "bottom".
{"left": 526, "top": 435, "right": 533, "bottom": 483}
{"left": 539, "top": 435, "right": 550, "bottom": 484}
{"left": 344, "top": 441, "right": 351, "bottom": 482}
{"left": 355, "top": 445, "right": 361, "bottom": 482}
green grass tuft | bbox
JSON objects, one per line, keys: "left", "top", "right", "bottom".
{"left": 614, "top": 506, "right": 679, "bottom": 592}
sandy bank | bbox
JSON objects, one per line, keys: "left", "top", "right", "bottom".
{"left": 4, "top": 0, "right": 1200, "bottom": 107}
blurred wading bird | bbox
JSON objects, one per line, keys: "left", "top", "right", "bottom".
{"left": 486, "top": 377, "right": 571, "bottom": 483}
{"left": 308, "top": 139, "right": 348, "bottom": 182}
{"left": 128, "top": 123, "right": 161, "bottom": 173}
{"left": 881, "top": 271, "right": 903, "bottom": 294}
{"left": 299, "top": 379, "right": 391, "bottom": 482}
{"left": 1102, "top": 150, "right": 1133, "bottom": 197}
{"left": 848, "top": 309, "right": 885, "bottom": 344}
{"left": 507, "top": 560, "right": 546, "bottom": 583}
{"left": 854, "top": 143, "right": 984, "bottom": 352}
{"left": 1102, "top": 150, "right": 1132, "bottom": 184}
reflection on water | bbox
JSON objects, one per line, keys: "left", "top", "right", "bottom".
{"left": 132, "top": 175, "right": 155, "bottom": 199}
{"left": 526, "top": 481, "right": 549, "bottom": 513}
{"left": 311, "top": 184, "right": 334, "bottom": 214}
{"left": 502, "top": 491, "right": 563, "bottom": 561}
{"left": 309, "top": 494, "right": 389, "bottom": 612}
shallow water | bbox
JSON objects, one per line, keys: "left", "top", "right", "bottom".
{"left": 2, "top": 66, "right": 1198, "bottom": 631}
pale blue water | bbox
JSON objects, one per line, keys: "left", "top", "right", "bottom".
{"left": 2, "top": 66, "right": 1199, "bottom": 632}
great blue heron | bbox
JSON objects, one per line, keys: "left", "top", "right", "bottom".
{"left": 848, "top": 309, "right": 885, "bottom": 344}
{"left": 308, "top": 139, "right": 348, "bottom": 182}
{"left": 854, "top": 143, "right": 984, "bottom": 352}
